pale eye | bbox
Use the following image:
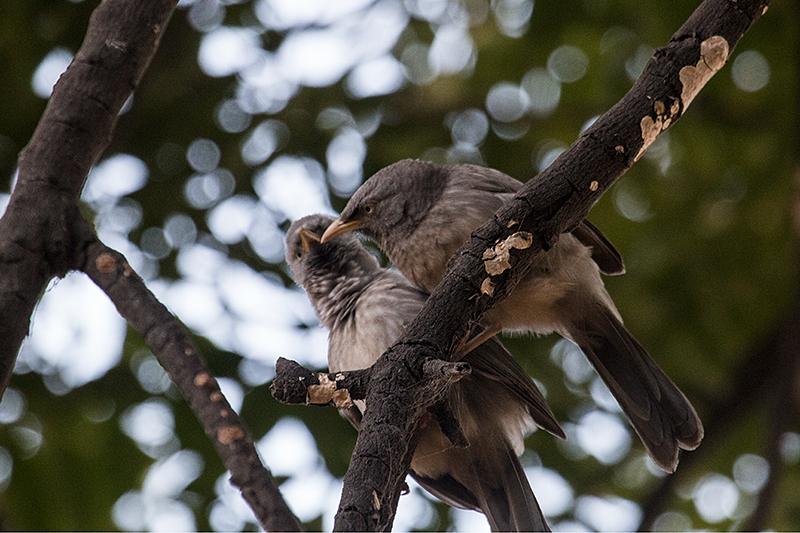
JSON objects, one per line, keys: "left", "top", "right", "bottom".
{"left": 295, "top": 251, "right": 303, "bottom": 259}
{"left": 362, "top": 204, "right": 374, "bottom": 214}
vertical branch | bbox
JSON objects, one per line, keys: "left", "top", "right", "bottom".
{"left": 0, "top": 0, "right": 304, "bottom": 529}
{"left": 0, "top": 0, "right": 178, "bottom": 394}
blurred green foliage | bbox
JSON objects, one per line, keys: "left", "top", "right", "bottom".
{"left": 1, "top": 0, "right": 798, "bottom": 530}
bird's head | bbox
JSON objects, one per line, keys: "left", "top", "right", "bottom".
{"left": 321, "top": 159, "right": 449, "bottom": 247}
{"left": 286, "top": 214, "right": 380, "bottom": 289}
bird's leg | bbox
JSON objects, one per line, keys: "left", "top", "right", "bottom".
{"left": 453, "top": 322, "right": 503, "bottom": 361}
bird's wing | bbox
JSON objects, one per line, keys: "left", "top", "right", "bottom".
{"left": 456, "top": 166, "right": 625, "bottom": 276}
{"left": 571, "top": 220, "right": 626, "bottom": 275}
{"left": 409, "top": 471, "right": 481, "bottom": 511}
{"left": 463, "top": 336, "right": 565, "bottom": 439}
{"left": 453, "top": 164, "right": 522, "bottom": 194}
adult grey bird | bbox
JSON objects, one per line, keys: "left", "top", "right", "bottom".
{"left": 287, "top": 213, "right": 564, "bottom": 532}
{"left": 320, "top": 159, "right": 704, "bottom": 473}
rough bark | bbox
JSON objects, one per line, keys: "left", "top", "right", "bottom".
{"left": 0, "top": 0, "right": 301, "bottom": 530}
{"left": 84, "top": 238, "right": 302, "bottom": 532}
{"left": 0, "top": 0, "right": 177, "bottom": 392}
{"left": 272, "top": 357, "right": 374, "bottom": 408}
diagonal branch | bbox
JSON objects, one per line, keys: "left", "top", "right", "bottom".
{"left": 328, "top": 0, "right": 771, "bottom": 530}
{"left": 82, "top": 234, "right": 303, "bottom": 532}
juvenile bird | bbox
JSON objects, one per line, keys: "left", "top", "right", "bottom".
{"left": 321, "top": 159, "right": 703, "bottom": 473}
{"left": 287, "top": 213, "right": 564, "bottom": 532}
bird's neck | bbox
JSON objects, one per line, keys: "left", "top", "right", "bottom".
{"left": 306, "top": 262, "right": 380, "bottom": 329}
{"left": 380, "top": 226, "right": 448, "bottom": 293}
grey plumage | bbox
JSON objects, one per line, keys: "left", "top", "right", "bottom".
{"left": 287, "top": 213, "right": 561, "bottom": 532}
{"left": 321, "top": 159, "right": 704, "bottom": 473}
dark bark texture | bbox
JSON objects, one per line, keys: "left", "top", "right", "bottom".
{"left": 0, "top": 0, "right": 177, "bottom": 391}
{"left": 84, "top": 239, "right": 302, "bottom": 532}
{"left": 0, "top": 0, "right": 301, "bottom": 530}
{"left": 272, "top": 357, "right": 374, "bottom": 407}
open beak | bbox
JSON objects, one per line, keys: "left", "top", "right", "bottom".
{"left": 299, "top": 227, "right": 321, "bottom": 252}
{"left": 320, "top": 218, "right": 361, "bottom": 243}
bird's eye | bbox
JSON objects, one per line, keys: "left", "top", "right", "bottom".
{"left": 362, "top": 204, "right": 374, "bottom": 215}
{"left": 296, "top": 251, "right": 303, "bottom": 259}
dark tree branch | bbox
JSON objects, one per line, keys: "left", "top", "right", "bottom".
{"left": 82, "top": 235, "right": 302, "bottom": 532}
{"left": 271, "top": 357, "right": 472, "bottom": 448}
{"left": 318, "top": 0, "right": 771, "bottom": 530}
{"left": 0, "top": 0, "right": 302, "bottom": 529}
{"left": 272, "top": 357, "right": 373, "bottom": 407}
{"left": 0, "top": 0, "right": 177, "bottom": 393}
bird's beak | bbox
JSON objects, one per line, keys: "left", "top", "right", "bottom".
{"left": 321, "top": 218, "right": 361, "bottom": 243}
{"left": 299, "top": 228, "right": 321, "bottom": 252}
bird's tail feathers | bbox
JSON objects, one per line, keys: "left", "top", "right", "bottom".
{"left": 565, "top": 299, "right": 703, "bottom": 472}
{"left": 474, "top": 443, "right": 550, "bottom": 532}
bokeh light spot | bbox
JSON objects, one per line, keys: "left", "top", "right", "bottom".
{"left": 187, "top": 138, "right": 222, "bottom": 173}
{"left": 575, "top": 410, "right": 631, "bottom": 465}
{"left": 31, "top": 47, "right": 73, "bottom": 98}
{"left": 522, "top": 68, "right": 561, "bottom": 116}
{"left": 575, "top": 495, "right": 641, "bottom": 531}
{"left": 731, "top": 50, "right": 770, "bottom": 92}
{"left": 693, "top": 473, "right": 740, "bottom": 523}
{"left": 547, "top": 45, "right": 589, "bottom": 83}
{"left": 486, "top": 82, "right": 530, "bottom": 123}
{"left": 449, "top": 108, "right": 490, "bottom": 146}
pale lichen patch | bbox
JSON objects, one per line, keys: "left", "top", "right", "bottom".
{"left": 637, "top": 116, "right": 660, "bottom": 161}
{"left": 96, "top": 253, "right": 117, "bottom": 273}
{"left": 637, "top": 36, "right": 728, "bottom": 162}
{"left": 482, "top": 232, "right": 533, "bottom": 275}
{"left": 636, "top": 98, "right": 681, "bottom": 161}
{"left": 480, "top": 277, "right": 495, "bottom": 297}
{"left": 331, "top": 389, "right": 353, "bottom": 410}
{"left": 680, "top": 35, "right": 729, "bottom": 109}
{"left": 373, "top": 490, "right": 381, "bottom": 510}
{"left": 194, "top": 372, "right": 212, "bottom": 387}
{"left": 217, "top": 425, "right": 244, "bottom": 444}
{"left": 308, "top": 374, "right": 353, "bottom": 409}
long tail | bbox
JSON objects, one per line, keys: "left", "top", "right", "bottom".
{"left": 565, "top": 298, "right": 703, "bottom": 472}
{"left": 478, "top": 444, "right": 550, "bottom": 532}
{"left": 412, "top": 441, "right": 550, "bottom": 532}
